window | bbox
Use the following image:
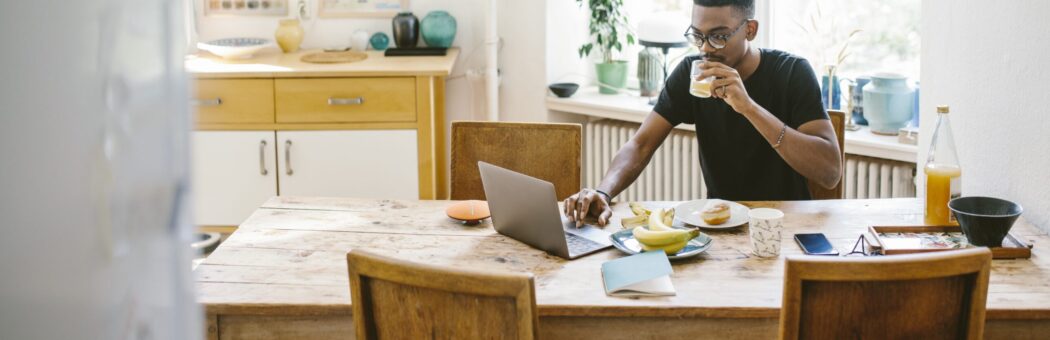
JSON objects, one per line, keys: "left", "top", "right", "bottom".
{"left": 769, "top": 0, "right": 921, "bottom": 81}
{"left": 618, "top": 0, "right": 920, "bottom": 83}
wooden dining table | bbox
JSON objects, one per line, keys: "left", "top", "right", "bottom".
{"left": 196, "top": 197, "right": 1050, "bottom": 339}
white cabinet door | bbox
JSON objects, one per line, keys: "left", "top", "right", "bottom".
{"left": 192, "top": 131, "right": 277, "bottom": 226}
{"left": 277, "top": 130, "right": 419, "bottom": 199}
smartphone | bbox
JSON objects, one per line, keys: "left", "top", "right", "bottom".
{"left": 794, "top": 233, "right": 839, "bottom": 256}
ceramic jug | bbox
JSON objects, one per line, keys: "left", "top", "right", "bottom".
{"left": 275, "top": 19, "right": 304, "bottom": 53}
{"left": 863, "top": 73, "right": 915, "bottom": 135}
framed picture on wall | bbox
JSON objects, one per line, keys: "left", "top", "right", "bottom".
{"left": 318, "top": 0, "right": 408, "bottom": 18}
{"left": 205, "top": 0, "right": 289, "bottom": 16}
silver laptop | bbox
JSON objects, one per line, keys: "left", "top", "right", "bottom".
{"left": 478, "top": 161, "right": 612, "bottom": 259}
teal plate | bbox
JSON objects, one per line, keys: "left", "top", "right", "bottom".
{"left": 609, "top": 228, "right": 713, "bottom": 260}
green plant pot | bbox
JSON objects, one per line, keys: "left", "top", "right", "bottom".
{"left": 596, "top": 61, "right": 628, "bottom": 94}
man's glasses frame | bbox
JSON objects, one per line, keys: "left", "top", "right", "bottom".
{"left": 684, "top": 19, "right": 751, "bottom": 50}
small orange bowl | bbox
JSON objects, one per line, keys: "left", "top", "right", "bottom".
{"left": 446, "top": 200, "right": 491, "bottom": 225}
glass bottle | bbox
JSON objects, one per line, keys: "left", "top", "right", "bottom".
{"left": 924, "top": 105, "right": 962, "bottom": 225}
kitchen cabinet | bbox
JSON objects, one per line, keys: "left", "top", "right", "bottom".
{"left": 276, "top": 130, "right": 418, "bottom": 199}
{"left": 192, "top": 131, "right": 277, "bottom": 226}
{"left": 187, "top": 49, "right": 457, "bottom": 228}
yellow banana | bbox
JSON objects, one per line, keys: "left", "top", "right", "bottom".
{"left": 648, "top": 208, "right": 675, "bottom": 231}
{"left": 620, "top": 214, "right": 648, "bottom": 229}
{"left": 641, "top": 238, "right": 690, "bottom": 255}
{"left": 663, "top": 208, "right": 675, "bottom": 226}
{"left": 629, "top": 202, "right": 651, "bottom": 216}
{"left": 632, "top": 225, "right": 698, "bottom": 247}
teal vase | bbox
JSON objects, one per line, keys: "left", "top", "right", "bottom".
{"left": 369, "top": 32, "right": 390, "bottom": 51}
{"left": 863, "top": 73, "right": 916, "bottom": 135}
{"left": 421, "top": 11, "right": 457, "bottom": 48}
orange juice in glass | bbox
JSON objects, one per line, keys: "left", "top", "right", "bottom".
{"left": 690, "top": 59, "right": 714, "bottom": 98}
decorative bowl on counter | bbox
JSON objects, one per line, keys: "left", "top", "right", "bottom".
{"left": 949, "top": 196, "right": 1023, "bottom": 247}
{"left": 548, "top": 83, "right": 580, "bottom": 98}
{"left": 197, "top": 38, "right": 272, "bottom": 59}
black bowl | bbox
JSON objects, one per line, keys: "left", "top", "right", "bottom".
{"left": 948, "top": 196, "right": 1023, "bottom": 247}
{"left": 548, "top": 82, "right": 579, "bottom": 98}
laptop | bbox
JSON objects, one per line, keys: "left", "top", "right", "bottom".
{"left": 478, "top": 161, "right": 612, "bottom": 259}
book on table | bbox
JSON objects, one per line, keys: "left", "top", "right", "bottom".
{"left": 600, "top": 250, "right": 675, "bottom": 297}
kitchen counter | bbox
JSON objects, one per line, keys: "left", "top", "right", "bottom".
{"left": 186, "top": 47, "right": 459, "bottom": 79}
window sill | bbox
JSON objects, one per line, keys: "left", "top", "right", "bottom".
{"left": 545, "top": 87, "right": 917, "bottom": 163}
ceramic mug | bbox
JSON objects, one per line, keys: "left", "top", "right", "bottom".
{"left": 748, "top": 208, "right": 784, "bottom": 257}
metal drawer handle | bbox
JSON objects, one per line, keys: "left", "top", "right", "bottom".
{"left": 259, "top": 140, "right": 268, "bottom": 175}
{"left": 327, "top": 97, "right": 364, "bottom": 106}
{"left": 284, "top": 140, "right": 293, "bottom": 176}
{"left": 192, "top": 98, "right": 223, "bottom": 106}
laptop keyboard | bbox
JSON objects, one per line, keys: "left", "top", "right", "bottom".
{"left": 566, "top": 232, "right": 604, "bottom": 255}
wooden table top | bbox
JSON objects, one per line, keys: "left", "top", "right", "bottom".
{"left": 196, "top": 197, "right": 1050, "bottom": 320}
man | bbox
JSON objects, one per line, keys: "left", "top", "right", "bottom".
{"left": 565, "top": 0, "right": 841, "bottom": 226}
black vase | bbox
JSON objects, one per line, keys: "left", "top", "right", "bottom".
{"left": 392, "top": 12, "right": 419, "bottom": 48}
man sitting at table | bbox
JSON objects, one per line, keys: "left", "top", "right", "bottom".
{"left": 565, "top": 0, "right": 841, "bottom": 226}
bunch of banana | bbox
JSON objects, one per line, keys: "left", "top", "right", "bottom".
{"left": 622, "top": 202, "right": 674, "bottom": 229}
{"left": 631, "top": 208, "right": 699, "bottom": 255}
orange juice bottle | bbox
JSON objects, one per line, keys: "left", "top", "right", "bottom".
{"left": 924, "top": 105, "right": 962, "bottom": 225}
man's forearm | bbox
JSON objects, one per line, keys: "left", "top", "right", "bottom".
{"left": 597, "top": 141, "right": 658, "bottom": 199}
{"left": 741, "top": 103, "right": 842, "bottom": 188}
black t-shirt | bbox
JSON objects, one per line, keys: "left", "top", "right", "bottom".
{"left": 653, "top": 49, "right": 828, "bottom": 201}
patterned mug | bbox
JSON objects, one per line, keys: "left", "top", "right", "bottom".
{"left": 748, "top": 208, "right": 784, "bottom": 257}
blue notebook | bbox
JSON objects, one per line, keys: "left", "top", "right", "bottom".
{"left": 600, "top": 250, "right": 675, "bottom": 297}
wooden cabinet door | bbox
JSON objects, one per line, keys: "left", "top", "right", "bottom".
{"left": 276, "top": 130, "right": 419, "bottom": 199}
{"left": 192, "top": 131, "right": 277, "bottom": 226}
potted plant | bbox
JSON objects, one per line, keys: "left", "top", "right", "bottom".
{"left": 577, "top": 0, "right": 634, "bottom": 94}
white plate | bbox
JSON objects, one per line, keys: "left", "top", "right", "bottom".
{"left": 674, "top": 199, "right": 750, "bottom": 229}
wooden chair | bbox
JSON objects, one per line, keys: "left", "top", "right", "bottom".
{"left": 451, "top": 121, "right": 581, "bottom": 200}
{"left": 808, "top": 109, "right": 846, "bottom": 200}
{"left": 779, "top": 247, "right": 992, "bottom": 340}
{"left": 346, "top": 249, "right": 539, "bottom": 340}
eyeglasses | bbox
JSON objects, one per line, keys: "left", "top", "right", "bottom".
{"left": 843, "top": 234, "right": 881, "bottom": 257}
{"left": 683, "top": 20, "right": 750, "bottom": 50}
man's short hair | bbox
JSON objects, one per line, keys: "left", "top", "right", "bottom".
{"left": 693, "top": 0, "right": 755, "bottom": 19}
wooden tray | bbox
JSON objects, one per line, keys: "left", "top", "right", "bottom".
{"left": 300, "top": 51, "right": 368, "bottom": 64}
{"left": 869, "top": 225, "right": 1033, "bottom": 259}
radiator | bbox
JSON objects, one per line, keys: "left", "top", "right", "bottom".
{"left": 844, "top": 154, "right": 916, "bottom": 199}
{"left": 583, "top": 119, "right": 916, "bottom": 200}
{"left": 585, "top": 119, "right": 705, "bottom": 201}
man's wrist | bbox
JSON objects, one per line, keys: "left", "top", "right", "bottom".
{"left": 593, "top": 188, "right": 613, "bottom": 203}
{"left": 739, "top": 99, "right": 763, "bottom": 117}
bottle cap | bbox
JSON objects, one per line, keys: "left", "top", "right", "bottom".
{"left": 937, "top": 105, "right": 950, "bottom": 114}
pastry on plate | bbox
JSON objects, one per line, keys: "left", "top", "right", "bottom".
{"left": 701, "top": 202, "right": 731, "bottom": 225}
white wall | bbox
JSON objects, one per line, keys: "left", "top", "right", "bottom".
{"left": 920, "top": 0, "right": 1050, "bottom": 232}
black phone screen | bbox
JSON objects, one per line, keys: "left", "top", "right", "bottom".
{"left": 794, "top": 233, "right": 839, "bottom": 255}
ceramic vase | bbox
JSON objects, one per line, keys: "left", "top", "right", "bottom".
{"left": 596, "top": 61, "right": 628, "bottom": 95}
{"left": 369, "top": 32, "right": 390, "bottom": 50}
{"left": 821, "top": 65, "right": 841, "bottom": 110}
{"left": 851, "top": 76, "right": 870, "bottom": 125}
{"left": 392, "top": 12, "right": 419, "bottom": 48}
{"left": 275, "top": 19, "right": 304, "bottom": 53}
{"left": 421, "top": 10, "right": 457, "bottom": 48}
{"left": 351, "top": 30, "right": 370, "bottom": 52}
{"left": 863, "top": 73, "right": 916, "bottom": 135}
{"left": 637, "top": 48, "right": 662, "bottom": 97}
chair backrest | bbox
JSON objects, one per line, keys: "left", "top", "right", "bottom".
{"left": 779, "top": 247, "right": 992, "bottom": 340}
{"left": 808, "top": 109, "right": 846, "bottom": 200}
{"left": 451, "top": 121, "right": 581, "bottom": 200}
{"left": 347, "top": 249, "right": 539, "bottom": 340}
